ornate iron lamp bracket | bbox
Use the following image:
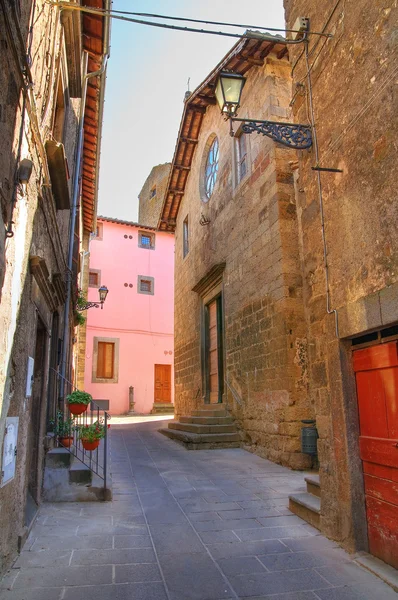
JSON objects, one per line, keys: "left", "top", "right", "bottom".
{"left": 231, "top": 118, "right": 313, "bottom": 150}
{"left": 76, "top": 301, "right": 102, "bottom": 311}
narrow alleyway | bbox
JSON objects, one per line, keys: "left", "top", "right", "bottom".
{"left": 1, "top": 418, "right": 396, "bottom": 600}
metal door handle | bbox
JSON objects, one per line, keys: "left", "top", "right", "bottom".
{"left": 393, "top": 442, "right": 398, "bottom": 448}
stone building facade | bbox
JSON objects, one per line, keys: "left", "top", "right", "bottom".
{"left": 160, "top": 36, "right": 312, "bottom": 470}
{"left": 0, "top": 0, "right": 109, "bottom": 575}
{"left": 138, "top": 163, "right": 171, "bottom": 227}
{"left": 160, "top": 6, "right": 398, "bottom": 569}
{"left": 283, "top": 0, "right": 398, "bottom": 564}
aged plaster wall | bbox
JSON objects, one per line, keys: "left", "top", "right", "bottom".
{"left": 138, "top": 163, "right": 171, "bottom": 228}
{"left": 174, "top": 56, "right": 312, "bottom": 469}
{"left": 0, "top": 0, "right": 80, "bottom": 574}
{"left": 83, "top": 220, "right": 175, "bottom": 414}
{"left": 284, "top": 0, "right": 398, "bottom": 550}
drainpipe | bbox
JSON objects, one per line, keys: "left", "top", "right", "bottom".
{"left": 59, "top": 51, "right": 108, "bottom": 402}
{"left": 59, "top": 4, "right": 111, "bottom": 402}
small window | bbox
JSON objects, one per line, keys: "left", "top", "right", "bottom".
{"left": 204, "top": 136, "right": 219, "bottom": 199}
{"left": 94, "top": 223, "right": 103, "bottom": 240}
{"left": 138, "top": 231, "right": 155, "bottom": 249}
{"left": 97, "top": 342, "right": 115, "bottom": 379}
{"left": 88, "top": 269, "right": 101, "bottom": 288}
{"left": 183, "top": 216, "right": 189, "bottom": 258}
{"left": 53, "top": 67, "right": 68, "bottom": 143}
{"left": 150, "top": 186, "right": 157, "bottom": 199}
{"left": 138, "top": 275, "right": 154, "bottom": 295}
{"left": 236, "top": 131, "right": 248, "bottom": 183}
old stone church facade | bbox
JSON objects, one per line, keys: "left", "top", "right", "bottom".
{"left": 159, "top": 1, "right": 398, "bottom": 570}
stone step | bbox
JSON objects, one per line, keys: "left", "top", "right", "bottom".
{"left": 191, "top": 409, "right": 227, "bottom": 418}
{"left": 159, "top": 427, "right": 240, "bottom": 450}
{"left": 289, "top": 492, "right": 321, "bottom": 530}
{"left": 305, "top": 474, "right": 321, "bottom": 498}
{"left": 199, "top": 404, "right": 225, "bottom": 411}
{"left": 168, "top": 422, "right": 237, "bottom": 434}
{"left": 46, "top": 448, "right": 72, "bottom": 469}
{"left": 69, "top": 461, "right": 92, "bottom": 485}
{"left": 151, "top": 403, "right": 175, "bottom": 415}
{"left": 180, "top": 416, "right": 234, "bottom": 425}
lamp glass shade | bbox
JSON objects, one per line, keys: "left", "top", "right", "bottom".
{"left": 98, "top": 285, "right": 108, "bottom": 303}
{"left": 215, "top": 72, "right": 245, "bottom": 116}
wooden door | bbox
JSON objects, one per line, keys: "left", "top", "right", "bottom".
{"left": 205, "top": 296, "right": 224, "bottom": 404}
{"left": 208, "top": 300, "right": 219, "bottom": 404}
{"left": 154, "top": 364, "right": 172, "bottom": 403}
{"left": 353, "top": 342, "right": 398, "bottom": 569}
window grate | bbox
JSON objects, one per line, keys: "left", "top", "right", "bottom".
{"left": 89, "top": 271, "right": 99, "bottom": 287}
{"left": 140, "top": 279, "right": 152, "bottom": 293}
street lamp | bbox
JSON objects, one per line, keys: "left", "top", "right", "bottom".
{"left": 215, "top": 71, "right": 312, "bottom": 150}
{"left": 215, "top": 71, "right": 246, "bottom": 118}
{"left": 77, "top": 285, "right": 109, "bottom": 310}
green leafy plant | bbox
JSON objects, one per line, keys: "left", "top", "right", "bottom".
{"left": 74, "top": 311, "right": 86, "bottom": 326}
{"left": 76, "top": 288, "right": 87, "bottom": 311}
{"left": 49, "top": 411, "right": 76, "bottom": 437}
{"left": 66, "top": 390, "right": 92, "bottom": 406}
{"left": 78, "top": 420, "right": 106, "bottom": 443}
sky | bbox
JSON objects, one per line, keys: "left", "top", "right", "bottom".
{"left": 97, "top": 0, "right": 285, "bottom": 222}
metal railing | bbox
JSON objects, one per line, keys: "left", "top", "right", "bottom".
{"left": 49, "top": 368, "right": 110, "bottom": 492}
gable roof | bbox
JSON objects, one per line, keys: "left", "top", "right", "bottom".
{"left": 158, "top": 33, "right": 288, "bottom": 232}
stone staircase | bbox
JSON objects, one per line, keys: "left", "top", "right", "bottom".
{"left": 43, "top": 448, "right": 111, "bottom": 501}
{"left": 151, "top": 402, "right": 175, "bottom": 415}
{"left": 159, "top": 405, "right": 241, "bottom": 450}
{"left": 289, "top": 473, "right": 321, "bottom": 529}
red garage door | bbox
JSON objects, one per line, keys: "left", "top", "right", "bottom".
{"left": 353, "top": 341, "right": 398, "bottom": 569}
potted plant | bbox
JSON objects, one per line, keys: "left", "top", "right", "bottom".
{"left": 66, "top": 390, "right": 92, "bottom": 415}
{"left": 78, "top": 420, "right": 106, "bottom": 451}
{"left": 50, "top": 411, "right": 76, "bottom": 448}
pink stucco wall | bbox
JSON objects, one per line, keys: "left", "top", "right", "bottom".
{"left": 83, "top": 218, "right": 174, "bottom": 414}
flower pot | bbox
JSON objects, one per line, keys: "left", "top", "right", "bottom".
{"left": 68, "top": 403, "right": 88, "bottom": 415}
{"left": 81, "top": 439, "right": 100, "bottom": 451}
{"left": 59, "top": 436, "right": 74, "bottom": 448}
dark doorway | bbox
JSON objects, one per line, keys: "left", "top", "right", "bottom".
{"left": 27, "top": 318, "right": 47, "bottom": 504}
{"left": 46, "top": 312, "right": 59, "bottom": 427}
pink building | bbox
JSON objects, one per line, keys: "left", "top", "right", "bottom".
{"left": 83, "top": 217, "right": 174, "bottom": 415}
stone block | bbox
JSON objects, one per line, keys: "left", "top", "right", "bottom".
{"left": 45, "top": 449, "right": 72, "bottom": 469}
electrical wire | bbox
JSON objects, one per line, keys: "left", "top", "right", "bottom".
{"left": 321, "top": 61, "right": 398, "bottom": 162}
{"left": 99, "top": 9, "right": 332, "bottom": 37}
{"left": 46, "top": 2, "right": 310, "bottom": 44}
{"left": 291, "top": 0, "right": 342, "bottom": 76}
{"left": 304, "top": 41, "right": 339, "bottom": 337}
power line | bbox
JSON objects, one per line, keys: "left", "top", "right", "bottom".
{"left": 321, "top": 62, "right": 398, "bottom": 161}
{"left": 105, "top": 10, "right": 332, "bottom": 37}
{"left": 47, "top": 2, "right": 314, "bottom": 44}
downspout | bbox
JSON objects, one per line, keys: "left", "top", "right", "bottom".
{"left": 59, "top": 50, "right": 88, "bottom": 402}
{"left": 59, "top": 5, "right": 111, "bottom": 401}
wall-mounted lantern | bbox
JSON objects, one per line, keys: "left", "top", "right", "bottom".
{"left": 215, "top": 71, "right": 313, "bottom": 150}
{"left": 77, "top": 285, "right": 109, "bottom": 310}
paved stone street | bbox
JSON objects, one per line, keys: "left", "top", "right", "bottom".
{"left": 1, "top": 417, "right": 396, "bottom": 600}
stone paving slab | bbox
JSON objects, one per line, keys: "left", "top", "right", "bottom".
{"left": 1, "top": 417, "right": 397, "bottom": 600}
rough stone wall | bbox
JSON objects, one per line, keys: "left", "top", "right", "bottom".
{"left": 284, "top": 0, "right": 398, "bottom": 550}
{"left": 0, "top": 1, "right": 81, "bottom": 574}
{"left": 174, "top": 56, "right": 312, "bottom": 469}
{"left": 76, "top": 229, "right": 91, "bottom": 391}
{"left": 138, "top": 163, "right": 171, "bottom": 227}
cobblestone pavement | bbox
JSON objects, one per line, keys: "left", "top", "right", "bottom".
{"left": 1, "top": 417, "right": 397, "bottom": 600}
